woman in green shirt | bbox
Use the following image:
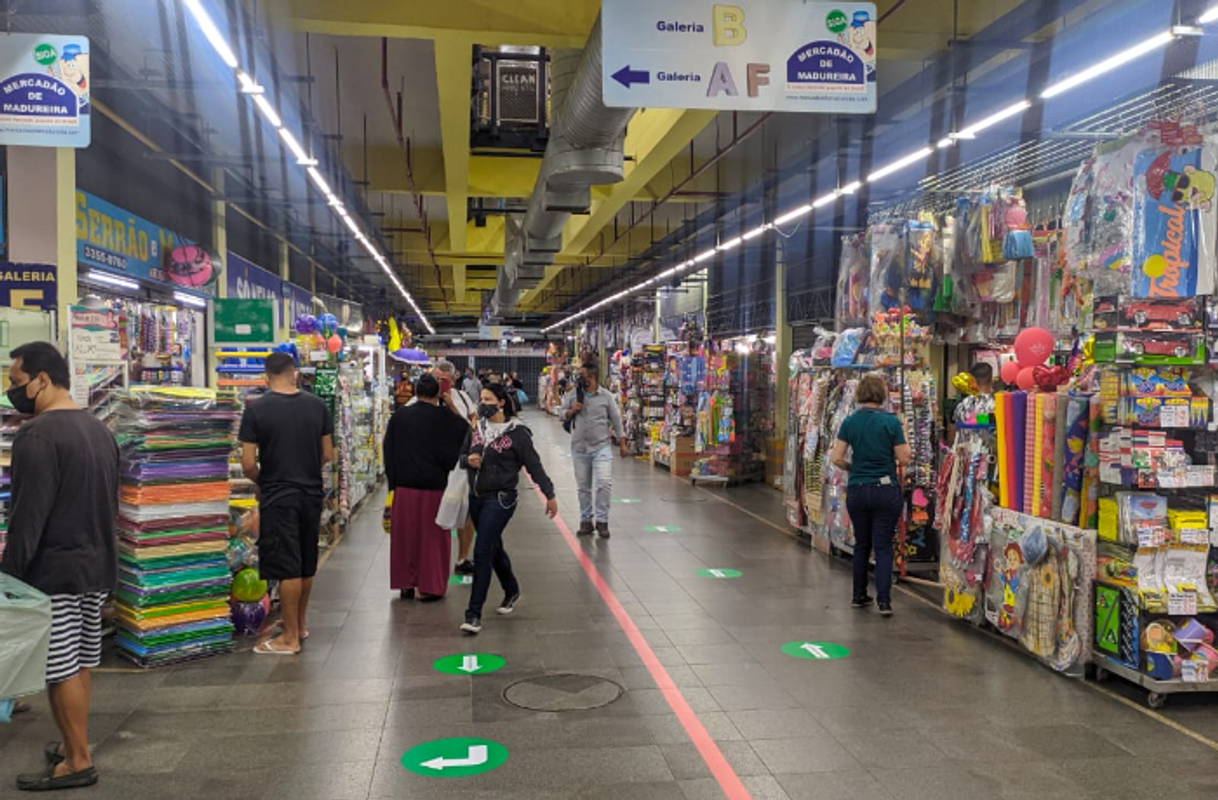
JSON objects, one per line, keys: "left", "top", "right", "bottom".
{"left": 829, "top": 374, "right": 912, "bottom": 616}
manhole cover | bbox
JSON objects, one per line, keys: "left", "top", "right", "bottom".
{"left": 660, "top": 495, "right": 708, "bottom": 504}
{"left": 503, "top": 674, "right": 625, "bottom": 712}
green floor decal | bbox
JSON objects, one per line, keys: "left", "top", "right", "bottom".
{"left": 432, "top": 653, "right": 506, "bottom": 675}
{"left": 695, "top": 568, "right": 742, "bottom": 579}
{"left": 781, "top": 641, "right": 850, "bottom": 660}
{"left": 401, "top": 738, "right": 508, "bottom": 778}
{"left": 449, "top": 574, "right": 474, "bottom": 586}
{"left": 644, "top": 525, "right": 681, "bottom": 532}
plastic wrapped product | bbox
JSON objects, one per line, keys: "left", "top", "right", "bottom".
{"left": 868, "top": 224, "right": 906, "bottom": 313}
{"left": 836, "top": 234, "right": 870, "bottom": 326}
{"left": 1131, "top": 141, "right": 1218, "bottom": 298}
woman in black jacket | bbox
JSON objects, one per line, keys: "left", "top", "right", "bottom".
{"left": 459, "top": 383, "right": 558, "bottom": 634}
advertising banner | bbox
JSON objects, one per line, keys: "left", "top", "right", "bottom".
{"left": 1132, "top": 146, "right": 1218, "bottom": 298}
{"left": 226, "top": 253, "right": 282, "bottom": 303}
{"left": 0, "top": 263, "right": 56, "bottom": 310}
{"left": 602, "top": 1, "right": 876, "bottom": 113}
{"left": 282, "top": 281, "right": 314, "bottom": 329}
{"left": 0, "top": 33, "right": 90, "bottom": 147}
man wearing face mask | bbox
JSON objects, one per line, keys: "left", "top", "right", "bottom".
{"left": 1, "top": 342, "right": 119, "bottom": 792}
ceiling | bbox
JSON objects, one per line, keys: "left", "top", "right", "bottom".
{"left": 257, "top": 0, "right": 1046, "bottom": 329}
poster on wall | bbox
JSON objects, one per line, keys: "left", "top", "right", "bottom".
{"left": 226, "top": 253, "right": 282, "bottom": 303}
{"left": 0, "top": 263, "right": 56, "bottom": 310}
{"left": 282, "top": 281, "right": 314, "bottom": 329}
{"left": 602, "top": 1, "right": 876, "bottom": 113}
{"left": 0, "top": 34, "right": 90, "bottom": 148}
{"left": 67, "top": 305, "right": 125, "bottom": 406}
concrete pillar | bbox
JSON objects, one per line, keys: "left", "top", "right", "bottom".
{"left": 279, "top": 239, "right": 291, "bottom": 341}
{"left": 653, "top": 291, "right": 661, "bottom": 342}
{"left": 212, "top": 169, "right": 227, "bottom": 300}
{"left": 7, "top": 147, "right": 76, "bottom": 346}
{"left": 774, "top": 241, "right": 791, "bottom": 441}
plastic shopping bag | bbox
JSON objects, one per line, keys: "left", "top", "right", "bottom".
{"left": 435, "top": 467, "right": 470, "bottom": 530}
{"left": 0, "top": 573, "right": 52, "bottom": 702}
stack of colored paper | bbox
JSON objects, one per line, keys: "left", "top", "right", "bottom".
{"left": 113, "top": 388, "right": 241, "bottom": 667}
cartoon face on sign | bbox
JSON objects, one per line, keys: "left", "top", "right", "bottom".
{"left": 839, "top": 11, "right": 876, "bottom": 79}
{"left": 47, "top": 43, "right": 89, "bottom": 111}
{"left": 166, "top": 245, "right": 218, "bottom": 288}
{"left": 1145, "top": 152, "right": 1215, "bottom": 212}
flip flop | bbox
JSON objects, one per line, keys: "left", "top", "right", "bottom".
{"left": 16, "top": 766, "right": 98, "bottom": 791}
{"left": 253, "top": 640, "right": 299, "bottom": 656}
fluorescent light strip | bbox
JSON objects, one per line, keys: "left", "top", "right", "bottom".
{"left": 774, "top": 204, "right": 812, "bottom": 227}
{"left": 812, "top": 192, "right": 838, "bottom": 209}
{"left": 307, "top": 166, "right": 332, "bottom": 197}
{"left": 85, "top": 270, "right": 141, "bottom": 291}
{"left": 717, "top": 237, "right": 743, "bottom": 251}
{"left": 174, "top": 291, "right": 208, "bottom": 309}
{"left": 252, "top": 94, "right": 282, "bottom": 129}
{"left": 278, "top": 128, "right": 314, "bottom": 165}
{"left": 237, "top": 71, "right": 263, "bottom": 94}
{"left": 183, "top": 0, "right": 239, "bottom": 69}
{"left": 953, "top": 100, "right": 1031, "bottom": 139}
{"left": 839, "top": 181, "right": 862, "bottom": 194}
{"left": 742, "top": 224, "right": 770, "bottom": 240}
{"left": 694, "top": 250, "right": 716, "bottom": 263}
{"left": 1042, "top": 30, "right": 1174, "bottom": 98}
{"left": 1203, "top": 6, "right": 1218, "bottom": 24}
{"left": 868, "top": 147, "right": 934, "bottom": 182}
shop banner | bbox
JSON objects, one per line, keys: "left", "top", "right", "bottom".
{"left": 1132, "top": 145, "right": 1218, "bottom": 298}
{"left": 282, "top": 281, "right": 314, "bottom": 329}
{"left": 316, "top": 292, "right": 364, "bottom": 331}
{"left": 602, "top": 1, "right": 876, "bottom": 113}
{"left": 226, "top": 253, "right": 282, "bottom": 303}
{"left": 0, "top": 262, "right": 56, "bottom": 310}
{"left": 0, "top": 34, "right": 90, "bottom": 148}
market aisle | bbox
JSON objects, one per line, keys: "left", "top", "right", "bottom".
{"left": 3, "top": 410, "right": 1218, "bottom": 800}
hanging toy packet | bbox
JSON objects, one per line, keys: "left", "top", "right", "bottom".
{"left": 1131, "top": 140, "right": 1218, "bottom": 298}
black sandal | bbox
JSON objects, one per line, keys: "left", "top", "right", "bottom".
{"left": 16, "top": 766, "right": 98, "bottom": 792}
{"left": 43, "top": 743, "right": 64, "bottom": 766}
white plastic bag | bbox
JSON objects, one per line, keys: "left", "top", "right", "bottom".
{"left": 435, "top": 467, "right": 470, "bottom": 530}
{"left": 0, "top": 573, "right": 52, "bottom": 702}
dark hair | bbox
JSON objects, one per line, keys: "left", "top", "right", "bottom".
{"left": 482, "top": 382, "right": 516, "bottom": 419}
{"left": 581, "top": 361, "right": 600, "bottom": 378}
{"left": 856, "top": 374, "right": 888, "bottom": 406}
{"left": 415, "top": 373, "right": 440, "bottom": 399}
{"left": 969, "top": 362, "right": 994, "bottom": 384}
{"left": 11, "top": 342, "right": 70, "bottom": 389}
{"left": 265, "top": 352, "right": 296, "bottom": 378}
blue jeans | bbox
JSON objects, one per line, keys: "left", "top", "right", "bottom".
{"left": 845, "top": 483, "right": 903, "bottom": 604}
{"left": 572, "top": 444, "right": 614, "bottom": 523}
{"left": 466, "top": 491, "right": 521, "bottom": 620}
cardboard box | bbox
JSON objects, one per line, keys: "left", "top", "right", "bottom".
{"left": 672, "top": 436, "right": 696, "bottom": 456}
{"left": 671, "top": 453, "right": 696, "bottom": 477}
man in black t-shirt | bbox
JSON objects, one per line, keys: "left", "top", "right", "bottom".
{"left": 239, "top": 353, "right": 334, "bottom": 655}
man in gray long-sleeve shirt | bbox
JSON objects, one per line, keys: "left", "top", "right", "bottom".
{"left": 561, "top": 362, "right": 627, "bottom": 538}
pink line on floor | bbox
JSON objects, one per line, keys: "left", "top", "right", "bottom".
{"left": 530, "top": 484, "right": 753, "bottom": 800}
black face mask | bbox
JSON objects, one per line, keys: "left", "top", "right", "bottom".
{"left": 478, "top": 403, "right": 501, "bottom": 420}
{"left": 7, "top": 380, "right": 38, "bottom": 415}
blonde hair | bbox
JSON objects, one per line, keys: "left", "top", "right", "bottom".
{"left": 855, "top": 374, "right": 888, "bottom": 406}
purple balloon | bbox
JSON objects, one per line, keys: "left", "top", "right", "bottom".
{"left": 230, "top": 600, "right": 267, "bottom": 636}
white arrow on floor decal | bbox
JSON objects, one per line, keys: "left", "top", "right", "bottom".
{"left": 458, "top": 655, "right": 481, "bottom": 673}
{"left": 801, "top": 643, "right": 829, "bottom": 659}
{"left": 421, "top": 745, "right": 489, "bottom": 771}
{"left": 709, "top": 569, "right": 727, "bottom": 578}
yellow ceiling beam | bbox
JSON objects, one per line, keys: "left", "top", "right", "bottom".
{"left": 520, "top": 107, "right": 716, "bottom": 306}
{"left": 266, "top": 0, "right": 596, "bottom": 47}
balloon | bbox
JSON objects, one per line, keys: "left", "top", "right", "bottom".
{"left": 231, "top": 568, "right": 268, "bottom": 602}
{"left": 230, "top": 600, "right": 267, "bottom": 636}
{"left": 319, "top": 313, "right": 338, "bottom": 335}
{"left": 337, "top": 326, "right": 348, "bottom": 340}
{"left": 999, "top": 360, "right": 1021, "bottom": 385}
{"left": 327, "top": 334, "right": 343, "bottom": 354}
{"left": 260, "top": 594, "right": 272, "bottom": 616}
{"left": 225, "top": 539, "right": 250, "bottom": 571}
{"left": 1034, "top": 365, "right": 1069, "bottom": 391}
{"left": 1014, "top": 327, "right": 1054, "bottom": 367}
{"left": 1015, "top": 367, "right": 1037, "bottom": 391}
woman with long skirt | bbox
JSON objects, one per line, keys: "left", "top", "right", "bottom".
{"left": 384, "top": 373, "right": 470, "bottom": 600}
{"left": 459, "top": 384, "right": 558, "bottom": 634}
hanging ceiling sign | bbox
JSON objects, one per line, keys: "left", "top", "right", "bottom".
{"left": 226, "top": 253, "right": 282, "bottom": 304}
{"left": 602, "top": 1, "right": 876, "bottom": 114}
{"left": 0, "top": 34, "right": 90, "bottom": 147}
{"left": 0, "top": 263, "right": 56, "bottom": 311}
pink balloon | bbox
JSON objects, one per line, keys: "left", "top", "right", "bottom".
{"left": 999, "top": 360, "right": 1021, "bottom": 385}
{"left": 1014, "top": 327, "right": 1054, "bottom": 368}
{"left": 327, "top": 334, "right": 343, "bottom": 354}
{"left": 1016, "top": 366, "right": 1037, "bottom": 391}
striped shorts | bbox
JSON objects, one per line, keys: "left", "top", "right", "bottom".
{"left": 47, "top": 592, "right": 107, "bottom": 684}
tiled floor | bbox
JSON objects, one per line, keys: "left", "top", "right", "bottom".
{"left": 3, "top": 411, "right": 1218, "bottom": 799}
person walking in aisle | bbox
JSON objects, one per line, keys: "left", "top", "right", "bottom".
{"left": 410, "top": 359, "right": 479, "bottom": 574}
{"left": 239, "top": 353, "right": 334, "bottom": 655}
{"left": 463, "top": 367, "right": 482, "bottom": 407}
{"left": 459, "top": 384, "right": 558, "bottom": 634}
{"left": 561, "top": 362, "right": 627, "bottom": 538}
{"left": 385, "top": 374, "right": 470, "bottom": 600}
{"left": 829, "top": 374, "right": 911, "bottom": 617}
{"left": 2, "top": 342, "right": 119, "bottom": 791}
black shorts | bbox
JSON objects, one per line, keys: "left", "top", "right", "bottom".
{"left": 258, "top": 493, "right": 324, "bottom": 580}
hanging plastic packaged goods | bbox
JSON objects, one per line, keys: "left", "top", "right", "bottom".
{"left": 835, "top": 234, "right": 870, "bottom": 326}
{"left": 868, "top": 223, "right": 906, "bottom": 314}
{"left": 906, "top": 219, "right": 938, "bottom": 314}
{"left": 1131, "top": 122, "right": 1218, "bottom": 298}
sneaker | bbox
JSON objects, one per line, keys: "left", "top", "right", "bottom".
{"left": 460, "top": 616, "right": 482, "bottom": 634}
{"left": 596, "top": 522, "right": 611, "bottom": 539}
{"left": 577, "top": 521, "right": 595, "bottom": 536}
{"left": 454, "top": 560, "right": 475, "bottom": 575}
{"left": 851, "top": 595, "right": 873, "bottom": 608}
{"left": 878, "top": 602, "right": 893, "bottom": 617}
{"left": 497, "top": 593, "right": 521, "bottom": 615}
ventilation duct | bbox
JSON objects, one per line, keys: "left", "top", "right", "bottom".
{"left": 491, "top": 14, "right": 635, "bottom": 317}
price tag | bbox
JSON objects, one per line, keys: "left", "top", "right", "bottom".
{"left": 1137, "top": 526, "right": 1167, "bottom": 548}
{"left": 310, "top": 350, "right": 328, "bottom": 362}
{"left": 1180, "top": 528, "right": 1209, "bottom": 545}
{"left": 1182, "top": 659, "right": 1210, "bottom": 683}
{"left": 1169, "top": 590, "right": 1198, "bottom": 616}
{"left": 1160, "top": 404, "right": 1189, "bottom": 428}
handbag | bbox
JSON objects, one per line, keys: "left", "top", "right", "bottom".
{"left": 435, "top": 466, "right": 470, "bottom": 530}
